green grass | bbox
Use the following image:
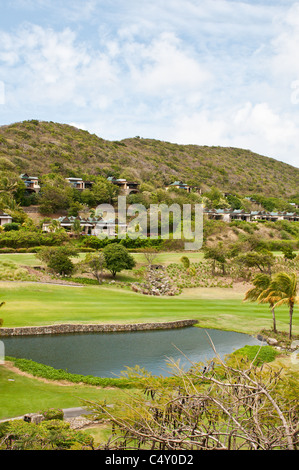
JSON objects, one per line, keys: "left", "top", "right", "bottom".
{"left": 0, "top": 365, "right": 136, "bottom": 420}
{"left": 0, "top": 251, "right": 205, "bottom": 267}
{"left": 0, "top": 253, "right": 43, "bottom": 266}
{"left": 0, "top": 281, "right": 296, "bottom": 336}
{"left": 133, "top": 251, "right": 205, "bottom": 265}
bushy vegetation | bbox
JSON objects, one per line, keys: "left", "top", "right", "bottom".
{"left": 0, "top": 260, "right": 35, "bottom": 281}
{"left": 0, "top": 418, "right": 94, "bottom": 450}
{"left": 5, "top": 357, "right": 144, "bottom": 389}
{"left": 88, "top": 348, "right": 299, "bottom": 451}
{"left": 0, "top": 120, "right": 298, "bottom": 197}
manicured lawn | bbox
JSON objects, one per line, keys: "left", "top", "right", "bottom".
{"left": 0, "top": 364, "right": 135, "bottom": 420}
{"left": 0, "top": 251, "right": 205, "bottom": 267}
{"left": 0, "top": 281, "right": 296, "bottom": 336}
{"left": 0, "top": 253, "right": 43, "bottom": 266}
{"left": 133, "top": 251, "right": 205, "bottom": 265}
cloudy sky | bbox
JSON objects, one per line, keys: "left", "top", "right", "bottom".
{"left": 0, "top": 0, "right": 299, "bottom": 167}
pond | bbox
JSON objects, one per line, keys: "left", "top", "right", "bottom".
{"left": 2, "top": 327, "right": 264, "bottom": 378}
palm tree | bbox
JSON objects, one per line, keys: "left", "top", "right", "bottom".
{"left": 266, "top": 272, "right": 298, "bottom": 340}
{"left": 0, "top": 300, "right": 5, "bottom": 327}
{"left": 244, "top": 273, "right": 278, "bottom": 333}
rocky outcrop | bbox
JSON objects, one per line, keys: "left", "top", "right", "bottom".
{"left": 131, "top": 267, "right": 178, "bottom": 296}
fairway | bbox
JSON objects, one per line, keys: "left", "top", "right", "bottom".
{"left": 0, "top": 281, "right": 295, "bottom": 336}
{"left": 0, "top": 251, "right": 205, "bottom": 267}
{"left": 0, "top": 364, "right": 136, "bottom": 420}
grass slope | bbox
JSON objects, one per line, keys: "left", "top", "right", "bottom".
{"left": 0, "top": 364, "right": 133, "bottom": 420}
{"left": 1, "top": 120, "right": 298, "bottom": 196}
{"left": 0, "top": 282, "right": 295, "bottom": 336}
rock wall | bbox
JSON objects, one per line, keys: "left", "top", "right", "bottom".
{"left": 0, "top": 319, "right": 198, "bottom": 336}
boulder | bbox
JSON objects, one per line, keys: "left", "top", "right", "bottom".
{"left": 267, "top": 338, "right": 278, "bottom": 346}
{"left": 24, "top": 413, "right": 45, "bottom": 424}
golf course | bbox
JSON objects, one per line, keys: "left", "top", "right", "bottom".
{"left": 0, "top": 280, "right": 293, "bottom": 335}
{"left": 0, "top": 250, "right": 298, "bottom": 446}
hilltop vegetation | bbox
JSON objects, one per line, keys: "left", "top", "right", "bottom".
{"left": 0, "top": 120, "right": 298, "bottom": 196}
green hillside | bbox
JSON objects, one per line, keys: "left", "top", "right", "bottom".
{"left": 0, "top": 119, "right": 298, "bottom": 197}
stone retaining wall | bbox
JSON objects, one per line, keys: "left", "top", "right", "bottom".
{"left": 0, "top": 319, "right": 198, "bottom": 336}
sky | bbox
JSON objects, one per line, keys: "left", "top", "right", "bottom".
{"left": 0, "top": 0, "right": 299, "bottom": 168}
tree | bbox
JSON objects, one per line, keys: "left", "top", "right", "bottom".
{"left": 204, "top": 242, "right": 228, "bottom": 275}
{"left": 266, "top": 272, "right": 298, "bottom": 339}
{"left": 141, "top": 248, "right": 159, "bottom": 268}
{"left": 103, "top": 244, "right": 136, "bottom": 278}
{"left": 36, "top": 246, "right": 78, "bottom": 277}
{"left": 180, "top": 256, "right": 190, "bottom": 269}
{"left": 38, "top": 175, "right": 72, "bottom": 215}
{"left": 87, "top": 349, "right": 299, "bottom": 450}
{"left": 79, "top": 252, "right": 106, "bottom": 284}
{"left": 244, "top": 273, "right": 278, "bottom": 333}
{"left": 71, "top": 219, "right": 82, "bottom": 238}
{"left": 236, "top": 250, "right": 274, "bottom": 275}
{"left": 0, "top": 300, "right": 5, "bottom": 327}
{"left": 47, "top": 219, "right": 62, "bottom": 233}
{"left": 47, "top": 253, "right": 74, "bottom": 276}
{"left": 282, "top": 246, "right": 296, "bottom": 260}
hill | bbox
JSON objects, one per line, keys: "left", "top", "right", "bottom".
{"left": 0, "top": 120, "right": 298, "bottom": 197}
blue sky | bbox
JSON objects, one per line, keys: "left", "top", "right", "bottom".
{"left": 0, "top": 0, "right": 299, "bottom": 167}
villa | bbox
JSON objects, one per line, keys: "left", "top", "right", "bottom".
{"left": 65, "top": 177, "right": 94, "bottom": 190}
{"left": 42, "top": 215, "right": 127, "bottom": 237}
{"left": 107, "top": 177, "right": 140, "bottom": 195}
{"left": 204, "top": 208, "right": 299, "bottom": 223}
{"left": 165, "top": 181, "right": 192, "bottom": 193}
{"left": 20, "top": 174, "right": 40, "bottom": 193}
{"left": 0, "top": 212, "right": 13, "bottom": 226}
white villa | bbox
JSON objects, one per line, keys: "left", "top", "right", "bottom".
{"left": 42, "top": 216, "right": 127, "bottom": 237}
{"left": 0, "top": 212, "right": 13, "bottom": 226}
{"left": 165, "top": 181, "right": 192, "bottom": 193}
{"left": 20, "top": 174, "right": 40, "bottom": 193}
{"left": 65, "top": 177, "right": 94, "bottom": 190}
{"left": 204, "top": 208, "right": 299, "bottom": 223}
{"left": 107, "top": 177, "right": 140, "bottom": 195}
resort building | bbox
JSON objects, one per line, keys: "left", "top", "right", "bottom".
{"left": 107, "top": 177, "right": 140, "bottom": 195}
{"left": 20, "top": 174, "right": 40, "bottom": 193}
{"left": 165, "top": 181, "right": 192, "bottom": 193}
{"left": 65, "top": 178, "right": 94, "bottom": 190}
{"left": 42, "top": 216, "right": 127, "bottom": 237}
{"left": 204, "top": 209, "right": 299, "bottom": 223}
{"left": 0, "top": 212, "right": 13, "bottom": 226}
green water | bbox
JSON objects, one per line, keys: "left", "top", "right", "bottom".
{"left": 3, "top": 327, "right": 262, "bottom": 377}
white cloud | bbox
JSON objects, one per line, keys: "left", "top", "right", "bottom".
{"left": 0, "top": 25, "right": 121, "bottom": 109}
{"left": 171, "top": 101, "right": 299, "bottom": 167}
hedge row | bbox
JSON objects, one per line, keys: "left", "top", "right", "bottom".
{"left": 6, "top": 357, "right": 141, "bottom": 389}
{"left": 0, "top": 231, "right": 69, "bottom": 248}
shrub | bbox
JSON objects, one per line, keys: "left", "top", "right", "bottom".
{"left": 180, "top": 256, "right": 190, "bottom": 269}
{"left": 47, "top": 252, "right": 75, "bottom": 276}
{"left": 229, "top": 345, "right": 279, "bottom": 366}
{"left": 42, "top": 408, "right": 64, "bottom": 421}
{"left": 3, "top": 223, "right": 20, "bottom": 232}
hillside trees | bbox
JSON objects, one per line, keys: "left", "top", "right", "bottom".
{"left": 38, "top": 175, "right": 73, "bottom": 215}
